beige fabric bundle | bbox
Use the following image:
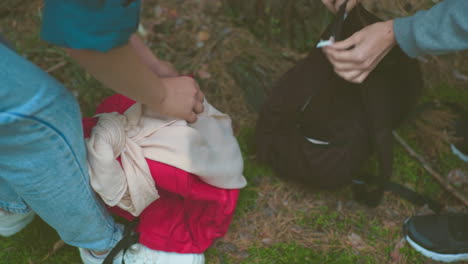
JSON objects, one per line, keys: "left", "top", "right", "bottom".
{"left": 86, "top": 101, "right": 246, "bottom": 216}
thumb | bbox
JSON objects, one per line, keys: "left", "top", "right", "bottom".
{"left": 346, "top": 0, "right": 359, "bottom": 13}
{"left": 330, "top": 34, "right": 358, "bottom": 50}
{"left": 186, "top": 112, "right": 198, "bottom": 123}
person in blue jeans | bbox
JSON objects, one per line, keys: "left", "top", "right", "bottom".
{"left": 322, "top": 0, "right": 468, "bottom": 262}
{"left": 0, "top": 1, "right": 205, "bottom": 264}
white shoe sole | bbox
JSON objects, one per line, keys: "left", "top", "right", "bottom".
{"left": 0, "top": 210, "right": 35, "bottom": 237}
{"left": 406, "top": 235, "right": 468, "bottom": 263}
{"left": 79, "top": 248, "right": 123, "bottom": 264}
{"left": 124, "top": 243, "right": 205, "bottom": 264}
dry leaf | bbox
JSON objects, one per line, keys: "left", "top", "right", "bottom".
{"left": 416, "top": 204, "right": 436, "bottom": 216}
{"left": 197, "top": 65, "right": 212, "bottom": 79}
{"left": 261, "top": 238, "right": 273, "bottom": 245}
{"left": 137, "top": 24, "right": 148, "bottom": 38}
{"left": 453, "top": 70, "right": 468, "bottom": 81}
{"left": 39, "top": 240, "right": 65, "bottom": 262}
{"left": 389, "top": 238, "right": 406, "bottom": 264}
{"left": 168, "top": 9, "right": 178, "bottom": 18}
{"left": 382, "top": 219, "right": 398, "bottom": 229}
{"left": 50, "top": 240, "right": 65, "bottom": 256}
{"left": 197, "top": 31, "right": 210, "bottom": 42}
{"left": 448, "top": 169, "right": 468, "bottom": 191}
{"left": 347, "top": 232, "right": 367, "bottom": 251}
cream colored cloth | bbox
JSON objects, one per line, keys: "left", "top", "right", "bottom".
{"left": 86, "top": 101, "right": 246, "bottom": 216}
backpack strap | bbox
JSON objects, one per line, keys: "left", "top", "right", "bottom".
{"left": 352, "top": 177, "right": 442, "bottom": 213}
{"left": 354, "top": 81, "right": 391, "bottom": 207}
{"left": 385, "top": 182, "right": 442, "bottom": 213}
{"left": 103, "top": 218, "right": 140, "bottom": 264}
{"left": 354, "top": 84, "right": 443, "bottom": 212}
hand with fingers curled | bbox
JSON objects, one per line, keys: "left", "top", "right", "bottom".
{"left": 321, "top": 0, "right": 359, "bottom": 13}
{"left": 151, "top": 76, "right": 205, "bottom": 123}
{"left": 322, "top": 20, "right": 397, "bottom": 84}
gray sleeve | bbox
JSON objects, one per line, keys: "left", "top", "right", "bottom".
{"left": 393, "top": 0, "right": 468, "bottom": 58}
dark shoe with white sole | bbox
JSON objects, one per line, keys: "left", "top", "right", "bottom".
{"left": 403, "top": 214, "right": 468, "bottom": 263}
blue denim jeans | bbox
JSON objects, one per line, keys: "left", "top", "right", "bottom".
{"left": 0, "top": 41, "right": 122, "bottom": 251}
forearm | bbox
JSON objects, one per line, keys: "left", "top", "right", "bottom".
{"left": 41, "top": 0, "right": 200, "bottom": 121}
{"left": 129, "top": 34, "right": 159, "bottom": 71}
{"left": 67, "top": 44, "right": 166, "bottom": 107}
{"left": 393, "top": 0, "right": 468, "bottom": 57}
{"left": 129, "top": 33, "right": 178, "bottom": 77}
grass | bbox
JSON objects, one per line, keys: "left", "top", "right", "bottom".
{"left": 0, "top": 219, "right": 80, "bottom": 264}
{"left": 1, "top": 0, "right": 468, "bottom": 264}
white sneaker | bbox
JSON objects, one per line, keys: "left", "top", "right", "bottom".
{"left": 80, "top": 244, "right": 205, "bottom": 264}
{"left": 123, "top": 243, "right": 205, "bottom": 264}
{"left": 0, "top": 209, "right": 35, "bottom": 237}
{"left": 79, "top": 248, "right": 123, "bottom": 264}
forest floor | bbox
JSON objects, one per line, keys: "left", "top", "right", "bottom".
{"left": 0, "top": 0, "right": 467, "bottom": 263}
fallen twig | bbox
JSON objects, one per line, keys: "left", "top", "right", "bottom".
{"left": 393, "top": 131, "right": 468, "bottom": 207}
{"left": 46, "top": 61, "right": 67, "bottom": 73}
{"left": 453, "top": 70, "right": 468, "bottom": 82}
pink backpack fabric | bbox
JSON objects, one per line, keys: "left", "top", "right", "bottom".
{"left": 82, "top": 94, "right": 239, "bottom": 253}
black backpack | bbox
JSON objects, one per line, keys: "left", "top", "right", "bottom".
{"left": 255, "top": 4, "right": 441, "bottom": 211}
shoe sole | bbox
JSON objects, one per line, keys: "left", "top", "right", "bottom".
{"left": 406, "top": 235, "right": 468, "bottom": 263}
{"left": 123, "top": 243, "right": 206, "bottom": 264}
{"left": 0, "top": 211, "right": 35, "bottom": 237}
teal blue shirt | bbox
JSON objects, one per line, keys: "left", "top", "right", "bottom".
{"left": 41, "top": 0, "right": 141, "bottom": 52}
{"left": 394, "top": 0, "right": 468, "bottom": 57}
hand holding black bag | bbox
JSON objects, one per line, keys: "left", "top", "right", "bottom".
{"left": 255, "top": 3, "right": 440, "bottom": 211}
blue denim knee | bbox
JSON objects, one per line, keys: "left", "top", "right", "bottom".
{"left": 0, "top": 42, "right": 122, "bottom": 251}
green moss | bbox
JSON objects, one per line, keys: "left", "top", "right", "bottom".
{"left": 0, "top": 218, "right": 80, "bottom": 264}
{"left": 221, "top": 0, "right": 331, "bottom": 51}
{"left": 234, "top": 128, "right": 273, "bottom": 216}
{"left": 426, "top": 82, "right": 468, "bottom": 108}
{"left": 400, "top": 243, "right": 430, "bottom": 263}
{"left": 240, "top": 243, "right": 378, "bottom": 264}
{"left": 242, "top": 243, "right": 320, "bottom": 264}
